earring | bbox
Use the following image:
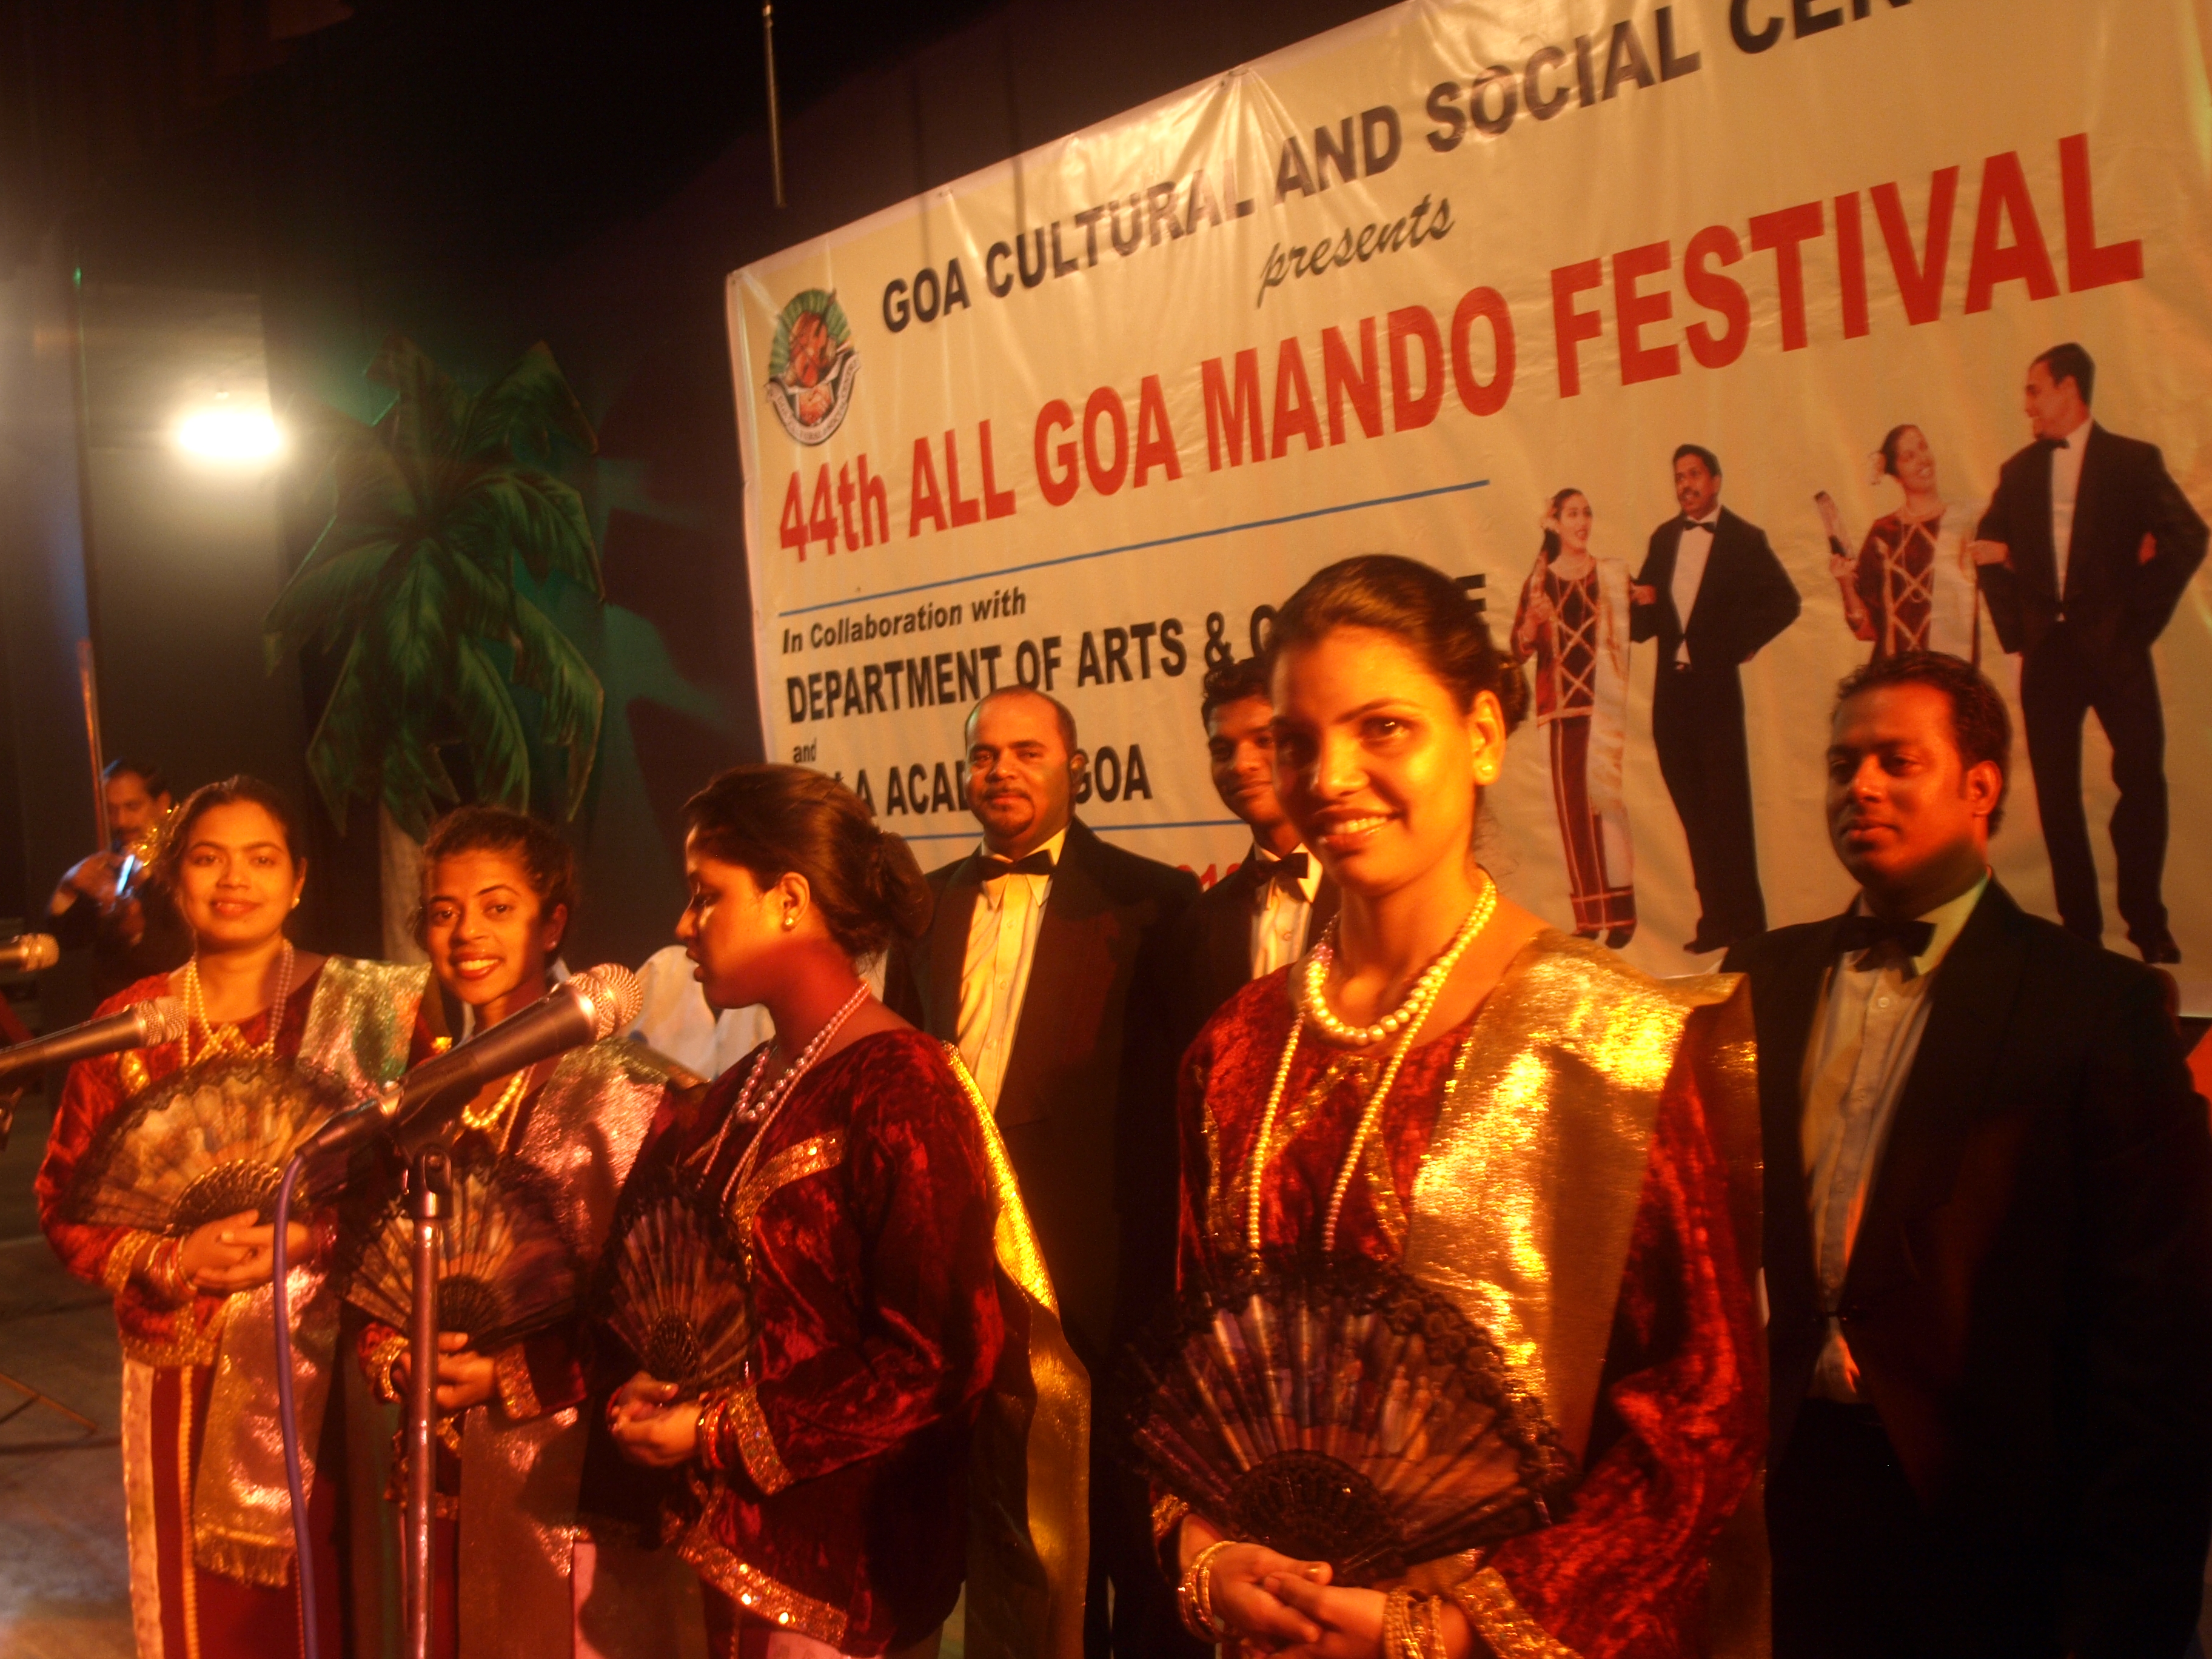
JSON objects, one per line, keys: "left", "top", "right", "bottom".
{"left": 292, "top": 896, "right": 302, "bottom": 910}
{"left": 782, "top": 913, "right": 797, "bottom": 931}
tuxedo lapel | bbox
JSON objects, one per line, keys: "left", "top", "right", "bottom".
{"left": 2068, "top": 423, "right": 2111, "bottom": 600}
{"left": 927, "top": 856, "right": 982, "bottom": 1043}
{"left": 1207, "top": 859, "right": 1263, "bottom": 999}
{"left": 2019, "top": 447, "right": 2059, "bottom": 600}
{"left": 1843, "top": 883, "right": 2029, "bottom": 1304}
{"left": 1647, "top": 525, "right": 1683, "bottom": 642}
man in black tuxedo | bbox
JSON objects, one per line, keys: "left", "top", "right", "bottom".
{"left": 1970, "top": 342, "right": 2207, "bottom": 962}
{"left": 1724, "top": 651, "right": 2212, "bottom": 1658}
{"left": 1165, "top": 658, "right": 1337, "bottom": 1062}
{"left": 1631, "top": 444, "right": 1800, "bottom": 953}
{"left": 882, "top": 684, "right": 1198, "bottom": 1659}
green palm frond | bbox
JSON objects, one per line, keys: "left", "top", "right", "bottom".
{"left": 266, "top": 333, "right": 608, "bottom": 838}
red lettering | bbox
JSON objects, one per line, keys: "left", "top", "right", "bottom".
{"left": 1872, "top": 168, "right": 1958, "bottom": 327}
{"left": 1272, "top": 338, "right": 1322, "bottom": 457}
{"left": 1612, "top": 240, "right": 1679, "bottom": 384}
{"left": 1965, "top": 150, "right": 2059, "bottom": 313}
{"left": 1321, "top": 319, "right": 1382, "bottom": 444}
{"left": 779, "top": 470, "right": 808, "bottom": 560}
{"left": 908, "top": 437, "right": 947, "bottom": 535}
{"left": 2059, "top": 133, "right": 2142, "bottom": 293}
{"left": 1387, "top": 306, "right": 1444, "bottom": 430}
{"left": 1835, "top": 191, "right": 1869, "bottom": 340}
{"left": 1683, "top": 226, "right": 1749, "bottom": 369}
{"left": 808, "top": 465, "right": 840, "bottom": 555}
{"left": 1450, "top": 287, "right": 1513, "bottom": 417}
{"left": 1083, "top": 386, "right": 1129, "bottom": 495}
{"left": 1551, "top": 258, "right": 1605, "bottom": 397}
{"left": 942, "top": 431, "right": 982, "bottom": 528}
{"left": 1132, "top": 376, "right": 1182, "bottom": 486}
{"left": 1034, "top": 401, "right": 1078, "bottom": 508}
{"left": 977, "top": 420, "right": 1016, "bottom": 519}
{"left": 1749, "top": 200, "right": 1825, "bottom": 351}
{"left": 1201, "top": 350, "right": 1264, "bottom": 469}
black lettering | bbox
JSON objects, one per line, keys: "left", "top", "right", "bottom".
{"left": 1122, "top": 743, "right": 1152, "bottom": 800}
{"left": 786, "top": 677, "right": 808, "bottom": 723}
{"left": 1093, "top": 746, "right": 1122, "bottom": 803}
{"left": 882, "top": 279, "right": 910, "bottom": 332}
{"left": 1426, "top": 82, "right": 1466, "bottom": 152}
{"left": 908, "top": 763, "right": 930, "bottom": 811}
{"left": 913, "top": 267, "right": 941, "bottom": 323}
{"left": 1275, "top": 136, "right": 1317, "bottom": 201}
{"left": 985, "top": 242, "right": 1014, "bottom": 298}
{"left": 863, "top": 663, "right": 886, "bottom": 712}
{"left": 1077, "top": 631, "right": 1104, "bottom": 687}
{"left": 1793, "top": 0, "right": 1844, "bottom": 33}
{"left": 1019, "top": 227, "right": 1048, "bottom": 288}
{"left": 907, "top": 658, "right": 930, "bottom": 708}
{"left": 1470, "top": 65, "right": 1517, "bottom": 135}
{"left": 1657, "top": 5, "right": 1701, "bottom": 76}
{"left": 1731, "top": 0, "right": 1785, "bottom": 50}
{"left": 1160, "top": 617, "right": 1187, "bottom": 675}
{"left": 956, "top": 649, "right": 981, "bottom": 702}
{"left": 934, "top": 651, "right": 955, "bottom": 703}
{"left": 930, "top": 763, "right": 957, "bottom": 813}
{"left": 1526, "top": 46, "right": 1570, "bottom": 119}
{"left": 1071, "top": 205, "right": 1107, "bottom": 267}
{"left": 1313, "top": 118, "right": 1356, "bottom": 189}
{"left": 943, "top": 259, "right": 971, "bottom": 312}
{"left": 1130, "top": 621, "right": 1158, "bottom": 677}
{"left": 807, "top": 672, "right": 825, "bottom": 721}
{"left": 882, "top": 657, "right": 905, "bottom": 710}
{"left": 1601, "top": 19, "right": 1656, "bottom": 96}
{"left": 885, "top": 765, "right": 908, "bottom": 814}
{"left": 1104, "top": 626, "right": 1131, "bottom": 682}
{"left": 1042, "top": 634, "right": 1063, "bottom": 689}
{"left": 1016, "top": 639, "right": 1042, "bottom": 686}
{"left": 1574, "top": 33, "right": 1597, "bottom": 104}
{"left": 979, "top": 643, "right": 1004, "bottom": 690}
{"left": 853, "top": 770, "right": 874, "bottom": 811}
{"left": 1360, "top": 106, "right": 1402, "bottom": 175}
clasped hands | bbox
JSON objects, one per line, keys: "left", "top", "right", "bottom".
{"left": 386, "top": 1332, "right": 498, "bottom": 1412}
{"left": 1181, "top": 1517, "right": 1471, "bottom": 1658}
{"left": 177, "top": 1208, "right": 313, "bottom": 1294}
{"left": 607, "top": 1371, "right": 700, "bottom": 1468}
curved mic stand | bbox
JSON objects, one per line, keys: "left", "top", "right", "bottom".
{"left": 274, "top": 1143, "right": 451, "bottom": 1659}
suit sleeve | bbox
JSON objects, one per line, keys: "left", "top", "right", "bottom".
{"left": 1977, "top": 464, "right": 2028, "bottom": 654}
{"left": 881, "top": 932, "right": 925, "bottom": 1027}
{"left": 1629, "top": 531, "right": 1665, "bottom": 643}
{"left": 1735, "top": 528, "right": 1802, "bottom": 660}
{"left": 2123, "top": 444, "right": 2208, "bottom": 647}
{"left": 1114, "top": 868, "right": 1203, "bottom": 1341}
{"left": 2060, "top": 969, "right": 2212, "bottom": 1657}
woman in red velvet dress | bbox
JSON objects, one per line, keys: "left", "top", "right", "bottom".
{"left": 36, "top": 776, "right": 427, "bottom": 1659}
{"left": 1152, "top": 557, "right": 1763, "bottom": 1658}
{"left": 600, "top": 765, "right": 1078, "bottom": 1659}
{"left": 351, "top": 805, "right": 700, "bottom": 1658}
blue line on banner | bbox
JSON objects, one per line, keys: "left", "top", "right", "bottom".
{"left": 776, "top": 478, "right": 1491, "bottom": 617}
{"left": 893, "top": 817, "right": 1246, "bottom": 842}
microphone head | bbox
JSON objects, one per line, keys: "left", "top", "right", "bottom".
{"left": 137, "top": 996, "right": 188, "bottom": 1047}
{"left": 18, "top": 934, "right": 58, "bottom": 972}
{"left": 569, "top": 965, "right": 643, "bottom": 1041}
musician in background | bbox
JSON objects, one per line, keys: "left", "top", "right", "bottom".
{"left": 49, "top": 758, "right": 189, "bottom": 1002}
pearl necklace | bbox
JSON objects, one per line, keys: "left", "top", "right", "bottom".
{"left": 706, "top": 982, "right": 872, "bottom": 1207}
{"left": 461, "top": 1065, "right": 531, "bottom": 1136}
{"left": 1251, "top": 880, "right": 1496, "bottom": 1256}
{"left": 182, "top": 940, "right": 295, "bottom": 1068}
{"left": 1296, "top": 876, "right": 1497, "bottom": 1046}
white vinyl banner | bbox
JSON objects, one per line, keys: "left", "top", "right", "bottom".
{"left": 731, "top": 0, "right": 2212, "bottom": 1004}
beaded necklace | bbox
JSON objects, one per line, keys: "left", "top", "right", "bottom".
{"left": 1248, "top": 876, "right": 1496, "bottom": 1256}
{"left": 461, "top": 1066, "right": 532, "bottom": 1136}
{"left": 697, "top": 982, "right": 872, "bottom": 1210}
{"left": 181, "top": 939, "right": 295, "bottom": 1069}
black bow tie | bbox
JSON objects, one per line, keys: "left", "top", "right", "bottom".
{"left": 1681, "top": 518, "right": 1716, "bottom": 534}
{"left": 1257, "top": 851, "right": 1310, "bottom": 889}
{"left": 1835, "top": 912, "right": 1935, "bottom": 960}
{"left": 2035, "top": 436, "right": 2068, "bottom": 453}
{"left": 981, "top": 849, "right": 1054, "bottom": 879}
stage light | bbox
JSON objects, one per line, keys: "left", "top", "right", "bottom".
{"left": 175, "top": 406, "right": 283, "bottom": 464}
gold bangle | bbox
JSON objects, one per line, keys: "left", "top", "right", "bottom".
{"left": 1179, "top": 1537, "right": 1236, "bottom": 1643}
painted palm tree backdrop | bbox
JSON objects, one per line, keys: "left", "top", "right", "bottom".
{"left": 264, "top": 336, "right": 607, "bottom": 842}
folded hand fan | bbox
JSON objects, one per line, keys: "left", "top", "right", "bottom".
{"left": 64, "top": 1057, "right": 359, "bottom": 1236}
{"left": 595, "top": 1164, "right": 754, "bottom": 1398}
{"left": 343, "top": 1159, "right": 579, "bottom": 1353}
{"left": 1117, "top": 1257, "right": 1578, "bottom": 1587}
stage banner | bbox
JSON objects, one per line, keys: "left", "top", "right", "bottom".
{"left": 730, "top": 0, "right": 2212, "bottom": 1004}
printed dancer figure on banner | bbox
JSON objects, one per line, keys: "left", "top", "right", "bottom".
{"left": 1511, "top": 488, "right": 1636, "bottom": 947}
{"left": 1818, "top": 424, "right": 1986, "bottom": 664}
{"left": 1969, "top": 342, "right": 2207, "bottom": 962}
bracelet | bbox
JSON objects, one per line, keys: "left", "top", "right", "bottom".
{"left": 152, "top": 1237, "right": 193, "bottom": 1305}
{"left": 1177, "top": 1538, "right": 1235, "bottom": 1644}
{"left": 694, "top": 1393, "right": 730, "bottom": 1475}
{"left": 1381, "top": 1589, "right": 1449, "bottom": 1659}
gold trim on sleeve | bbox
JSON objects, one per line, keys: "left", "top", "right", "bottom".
{"left": 1151, "top": 1492, "right": 1189, "bottom": 1546}
{"left": 722, "top": 1382, "right": 793, "bottom": 1496}
{"left": 677, "top": 1514, "right": 848, "bottom": 1649}
{"left": 101, "top": 1230, "right": 160, "bottom": 1296}
{"left": 726, "top": 1133, "right": 846, "bottom": 1247}
{"left": 492, "top": 1344, "right": 542, "bottom": 1422}
{"left": 1449, "top": 1567, "right": 1580, "bottom": 1659}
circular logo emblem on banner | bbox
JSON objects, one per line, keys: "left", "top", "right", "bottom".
{"left": 766, "top": 290, "right": 859, "bottom": 446}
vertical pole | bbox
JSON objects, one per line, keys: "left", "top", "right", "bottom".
{"left": 404, "top": 1151, "right": 447, "bottom": 1659}
{"left": 76, "top": 640, "right": 108, "bottom": 851}
{"left": 763, "top": 4, "right": 786, "bottom": 209}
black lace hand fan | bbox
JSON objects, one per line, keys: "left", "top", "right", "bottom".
{"left": 63, "top": 1057, "right": 360, "bottom": 1236}
{"left": 594, "top": 1163, "right": 754, "bottom": 1398}
{"left": 1117, "top": 1257, "right": 1578, "bottom": 1587}
{"left": 343, "top": 1159, "right": 580, "bottom": 1353}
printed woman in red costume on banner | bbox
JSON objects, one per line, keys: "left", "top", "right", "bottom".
{"left": 36, "top": 776, "right": 427, "bottom": 1659}
{"left": 593, "top": 765, "right": 1084, "bottom": 1659}
{"left": 1130, "top": 557, "right": 1763, "bottom": 1658}
{"left": 348, "top": 805, "right": 700, "bottom": 1659}
{"left": 1818, "top": 424, "right": 1986, "bottom": 664}
{"left": 1510, "top": 489, "right": 1637, "bottom": 947}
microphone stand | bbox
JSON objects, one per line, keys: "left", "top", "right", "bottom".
{"left": 403, "top": 1149, "right": 449, "bottom": 1659}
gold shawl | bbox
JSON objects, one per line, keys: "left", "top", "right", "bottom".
{"left": 193, "top": 957, "right": 429, "bottom": 1584}
{"left": 945, "top": 1045, "right": 1090, "bottom": 1659}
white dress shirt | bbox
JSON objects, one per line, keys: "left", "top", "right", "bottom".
{"left": 1245, "top": 843, "right": 1323, "bottom": 979}
{"left": 1670, "top": 512, "right": 1720, "bottom": 666}
{"left": 2048, "top": 414, "right": 2093, "bottom": 595}
{"left": 956, "top": 826, "right": 1068, "bottom": 1110}
{"left": 1800, "top": 874, "right": 1988, "bottom": 1402}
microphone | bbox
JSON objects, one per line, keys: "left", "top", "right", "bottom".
{"left": 0, "top": 995, "right": 187, "bottom": 1082}
{"left": 303, "top": 964, "right": 643, "bottom": 1159}
{"left": 0, "top": 934, "right": 60, "bottom": 974}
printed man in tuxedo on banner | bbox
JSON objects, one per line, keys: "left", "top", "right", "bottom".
{"left": 1630, "top": 443, "right": 1801, "bottom": 954}
{"left": 1970, "top": 342, "right": 2207, "bottom": 963}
